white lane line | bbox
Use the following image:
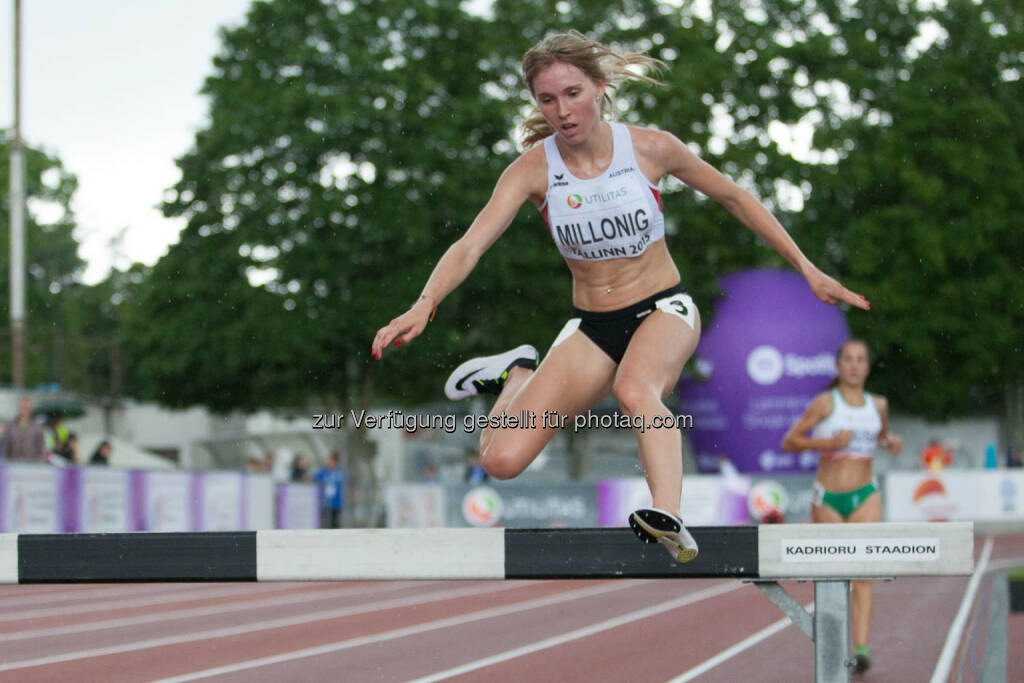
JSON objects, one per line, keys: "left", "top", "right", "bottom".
{"left": 410, "top": 581, "right": 743, "bottom": 683}
{"left": 152, "top": 581, "right": 657, "bottom": 682}
{"left": 667, "top": 602, "right": 814, "bottom": 683}
{"left": 0, "top": 582, "right": 307, "bottom": 623}
{"left": 930, "top": 535, "right": 993, "bottom": 683}
{"left": 0, "top": 580, "right": 532, "bottom": 672}
{"left": 0, "top": 581, "right": 420, "bottom": 642}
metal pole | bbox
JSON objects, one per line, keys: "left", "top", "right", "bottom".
{"left": 814, "top": 580, "right": 852, "bottom": 683}
{"left": 9, "top": 0, "right": 27, "bottom": 388}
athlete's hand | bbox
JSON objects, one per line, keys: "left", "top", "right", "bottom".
{"left": 805, "top": 267, "right": 870, "bottom": 310}
{"left": 371, "top": 299, "right": 434, "bottom": 360}
{"left": 831, "top": 430, "right": 853, "bottom": 449}
{"left": 880, "top": 433, "right": 904, "bottom": 455}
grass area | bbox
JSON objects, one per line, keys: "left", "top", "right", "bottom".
{"left": 1008, "top": 566, "right": 1024, "bottom": 581}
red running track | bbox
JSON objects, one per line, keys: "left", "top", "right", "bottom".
{"left": 0, "top": 532, "right": 1019, "bottom": 682}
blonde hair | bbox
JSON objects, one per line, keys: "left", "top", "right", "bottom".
{"left": 520, "top": 31, "right": 665, "bottom": 148}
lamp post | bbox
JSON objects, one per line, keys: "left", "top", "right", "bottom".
{"left": 9, "top": 0, "right": 26, "bottom": 388}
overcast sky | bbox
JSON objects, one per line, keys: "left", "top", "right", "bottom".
{"left": 1, "top": 0, "right": 253, "bottom": 283}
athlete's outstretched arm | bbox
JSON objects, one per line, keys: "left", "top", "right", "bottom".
{"left": 639, "top": 129, "right": 869, "bottom": 311}
{"left": 371, "top": 153, "right": 543, "bottom": 358}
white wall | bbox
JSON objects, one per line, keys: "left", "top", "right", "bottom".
{"left": 880, "top": 415, "right": 1002, "bottom": 472}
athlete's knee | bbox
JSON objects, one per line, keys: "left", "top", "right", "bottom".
{"left": 480, "top": 442, "right": 530, "bottom": 480}
{"left": 612, "top": 375, "right": 657, "bottom": 415}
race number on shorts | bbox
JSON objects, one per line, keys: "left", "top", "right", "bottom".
{"left": 655, "top": 292, "right": 697, "bottom": 330}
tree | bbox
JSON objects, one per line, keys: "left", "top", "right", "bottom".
{"left": 120, "top": 230, "right": 308, "bottom": 413}
{"left": 130, "top": 0, "right": 572, "bottom": 415}
{"left": 791, "top": 0, "right": 1024, "bottom": 418}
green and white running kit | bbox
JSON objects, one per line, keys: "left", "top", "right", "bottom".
{"left": 811, "top": 389, "right": 883, "bottom": 517}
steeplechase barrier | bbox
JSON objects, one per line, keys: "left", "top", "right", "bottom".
{"left": 0, "top": 521, "right": 974, "bottom": 683}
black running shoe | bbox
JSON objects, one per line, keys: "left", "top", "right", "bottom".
{"left": 629, "top": 507, "right": 699, "bottom": 563}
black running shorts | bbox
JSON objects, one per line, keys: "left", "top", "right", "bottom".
{"left": 551, "top": 284, "right": 696, "bottom": 363}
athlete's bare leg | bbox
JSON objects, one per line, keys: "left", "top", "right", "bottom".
{"left": 479, "top": 332, "right": 617, "bottom": 479}
{"left": 614, "top": 308, "right": 701, "bottom": 517}
{"left": 479, "top": 366, "right": 532, "bottom": 454}
{"left": 847, "top": 491, "right": 882, "bottom": 649}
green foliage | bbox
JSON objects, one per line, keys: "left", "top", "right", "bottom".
{"left": 128, "top": 0, "right": 568, "bottom": 412}
{"left": 794, "top": 0, "right": 1024, "bottom": 417}
{"left": 120, "top": 231, "right": 305, "bottom": 412}
{"left": 118, "top": 0, "right": 1021, "bottom": 420}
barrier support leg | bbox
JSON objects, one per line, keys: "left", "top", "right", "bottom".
{"left": 753, "top": 581, "right": 812, "bottom": 639}
{"left": 749, "top": 579, "right": 854, "bottom": 683}
{"left": 814, "top": 580, "right": 851, "bottom": 683}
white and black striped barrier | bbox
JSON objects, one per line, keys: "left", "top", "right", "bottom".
{"left": 0, "top": 522, "right": 972, "bottom": 583}
{"left": 0, "top": 522, "right": 974, "bottom": 683}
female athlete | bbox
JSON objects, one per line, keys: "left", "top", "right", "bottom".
{"left": 373, "top": 31, "right": 869, "bottom": 563}
{"left": 782, "top": 339, "right": 902, "bottom": 672}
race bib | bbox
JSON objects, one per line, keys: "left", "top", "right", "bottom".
{"left": 655, "top": 292, "right": 697, "bottom": 330}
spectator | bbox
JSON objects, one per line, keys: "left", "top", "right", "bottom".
{"left": 314, "top": 452, "right": 347, "bottom": 528}
{"left": 1006, "top": 445, "right": 1022, "bottom": 469}
{"left": 89, "top": 441, "right": 112, "bottom": 466}
{"left": 45, "top": 414, "right": 71, "bottom": 460}
{"left": 290, "top": 454, "right": 311, "bottom": 482}
{"left": 57, "top": 432, "right": 80, "bottom": 465}
{"left": 465, "top": 452, "right": 488, "bottom": 485}
{"left": 4, "top": 396, "right": 47, "bottom": 462}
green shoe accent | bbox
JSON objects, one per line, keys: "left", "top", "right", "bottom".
{"left": 853, "top": 645, "right": 872, "bottom": 674}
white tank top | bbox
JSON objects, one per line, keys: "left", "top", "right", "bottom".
{"left": 539, "top": 122, "right": 665, "bottom": 261}
{"left": 811, "top": 389, "right": 883, "bottom": 460}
